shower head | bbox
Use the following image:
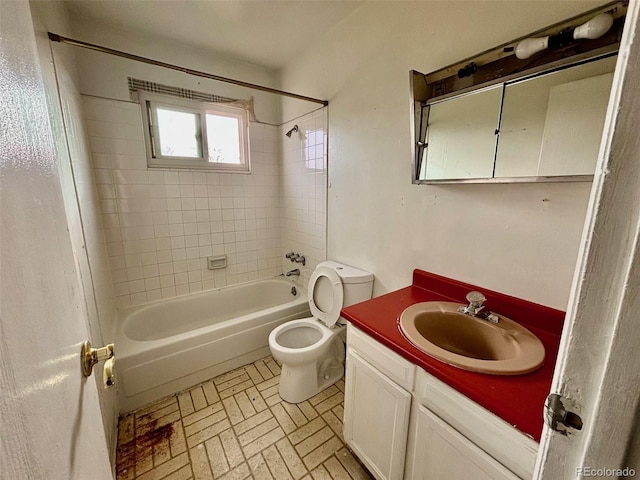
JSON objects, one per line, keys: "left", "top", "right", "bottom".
{"left": 285, "top": 125, "right": 299, "bottom": 137}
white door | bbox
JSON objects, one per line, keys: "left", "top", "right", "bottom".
{"left": 0, "top": 2, "right": 113, "bottom": 479}
{"left": 407, "top": 404, "right": 519, "bottom": 480}
{"left": 344, "top": 351, "right": 411, "bottom": 480}
{"left": 535, "top": 2, "right": 640, "bottom": 477}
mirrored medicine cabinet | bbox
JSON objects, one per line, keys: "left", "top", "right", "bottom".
{"left": 411, "top": 2, "right": 625, "bottom": 185}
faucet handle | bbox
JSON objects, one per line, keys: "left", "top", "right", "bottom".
{"left": 466, "top": 291, "right": 486, "bottom": 306}
{"left": 285, "top": 252, "right": 295, "bottom": 259}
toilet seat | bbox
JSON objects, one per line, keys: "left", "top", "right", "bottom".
{"left": 268, "top": 261, "right": 373, "bottom": 403}
{"left": 270, "top": 318, "right": 333, "bottom": 353}
{"left": 308, "top": 266, "right": 344, "bottom": 328}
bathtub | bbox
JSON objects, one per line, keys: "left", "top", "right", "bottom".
{"left": 115, "top": 277, "right": 310, "bottom": 412}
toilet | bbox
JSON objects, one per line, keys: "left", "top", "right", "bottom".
{"left": 269, "top": 260, "right": 373, "bottom": 403}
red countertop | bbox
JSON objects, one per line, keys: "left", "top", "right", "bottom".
{"left": 340, "top": 269, "right": 564, "bottom": 442}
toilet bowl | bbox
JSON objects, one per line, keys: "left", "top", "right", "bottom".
{"left": 269, "top": 261, "right": 373, "bottom": 403}
{"left": 269, "top": 318, "right": 345, "bottom": 403}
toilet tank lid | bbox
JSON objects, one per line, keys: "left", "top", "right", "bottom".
{"left": 317, "top": 260, "right": 373, "bottom": 284}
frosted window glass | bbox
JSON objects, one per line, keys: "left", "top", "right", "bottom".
{"left": 156, "top": 108, "right": 201, "bottom": 158}
{"left": 206, "top": 114, "right": 240, "bottom": 164}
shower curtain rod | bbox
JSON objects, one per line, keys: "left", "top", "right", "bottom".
{"left": 47, "top": 33, "right": 329, "bottom": 106}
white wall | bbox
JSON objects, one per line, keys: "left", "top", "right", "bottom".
{"left": 54, "top": 1, "right": 604, "bottom": 311}
{"left": 29, "top": 0, "right": 119, "bottom": 464}
{"left": 279, "top": 1, "right": 606, "bottom": 310}
{"left": 68, "top": 13, "right": 281, "bottom": 125}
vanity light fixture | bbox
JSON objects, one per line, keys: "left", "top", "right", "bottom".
{"left": 515, "top": 13, "right": 614, "bottom": 59}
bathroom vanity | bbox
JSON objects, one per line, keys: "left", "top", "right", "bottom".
{"left": 340, "top": 269, "right": 564, "bottom": 480}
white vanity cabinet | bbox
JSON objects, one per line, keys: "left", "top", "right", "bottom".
{"left": 405, "top": 404, "right": 520, "bottom": 480}
{"left": 344, "top": 324, "right": 538, "bottom": 480}
{"left": 408, "top": 368, "right": 538, "bottom": 480}
{"left": 344, "top": 325, "right": 415, "bottom": 480}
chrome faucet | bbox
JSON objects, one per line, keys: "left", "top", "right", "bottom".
{"left": 286, "top": 268, "right": 300, "bottom": 277}
{"left": 458, "top": 291, "right": 500, "bottom": 323}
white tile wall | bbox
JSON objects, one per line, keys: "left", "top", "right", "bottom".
{"left": 83, "top": 96, "right": 283, "bottom": 307}
{"left": 280, "top": 109, "right": 328, "bottom": 286}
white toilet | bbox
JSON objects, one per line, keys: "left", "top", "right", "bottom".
{"left": 268, "top": 260, "right": 374, "bottom": 403}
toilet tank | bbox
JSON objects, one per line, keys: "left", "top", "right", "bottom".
{"left": 318, "top": 261, "right": 374, "bottom": 307}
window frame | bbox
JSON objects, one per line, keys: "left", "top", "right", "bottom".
{"left": 139, "top": 91, "right": 251, "bottom": 172}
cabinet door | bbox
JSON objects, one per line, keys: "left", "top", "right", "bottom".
{"left": 344, "top": 351, "right": 411, "bottom": 480}
{"left": 406, "top": 404, "right": 521, "bottom": 480}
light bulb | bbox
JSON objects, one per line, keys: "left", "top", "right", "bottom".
{"left": 515, "top": 12, "right": 614, "bottom": 60}
{"left": 573, "top": 13, "right": 614, "bottom": 40}
{"left": 515, "top": 36, "right": 549, "bottom": 60}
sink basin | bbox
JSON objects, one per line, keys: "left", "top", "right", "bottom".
{"left": 399, "top": 302, "right": 545, "bottom": 375}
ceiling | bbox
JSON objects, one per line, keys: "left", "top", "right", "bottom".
{"left": 63, "top": 0, "right": 363, "bottom": 70}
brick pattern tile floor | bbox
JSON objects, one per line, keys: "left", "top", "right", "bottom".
{"left": 115, "top": 356, "right": 373, "bottom": 480}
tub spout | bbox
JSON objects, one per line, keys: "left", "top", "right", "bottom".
{"left": 286, "top": 268, "right": 300, "bottom": 277}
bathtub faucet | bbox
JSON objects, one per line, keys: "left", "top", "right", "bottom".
{"left": 286, "top": 268, "right": 300, "bottom": 277}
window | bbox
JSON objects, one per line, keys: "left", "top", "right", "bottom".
{"left": 139, "top": 92, "right": 250, "bottom": 172}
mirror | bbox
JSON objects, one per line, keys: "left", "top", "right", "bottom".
{"left": 496, "top": 56, "right": 615, "bottom": 178}
{"left": 417, "top": 55, "right": 616, "bottom": 183}
{"left": 420, "top": 85, "right": 502, "bottom": 180}
{"left": 416, "top": 55, "right": 616, "bottom": 183}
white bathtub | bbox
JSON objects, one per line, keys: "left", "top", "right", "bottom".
{"left": 115, "top": 278, "right": 310, "bottom": 412}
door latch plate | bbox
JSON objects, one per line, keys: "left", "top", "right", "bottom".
{"left": 544, "top": 393, "right": 583, "bottom": 435}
